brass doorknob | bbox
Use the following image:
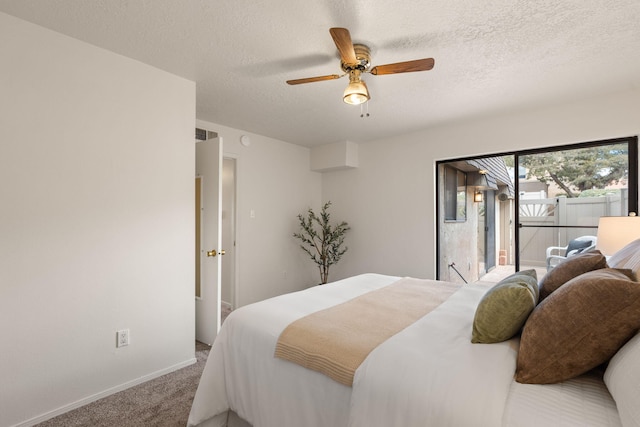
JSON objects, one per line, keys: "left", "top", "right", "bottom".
{"left": 206, "top": 249, "right": 226, "bottom": 257}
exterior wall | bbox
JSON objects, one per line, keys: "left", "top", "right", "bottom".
{"left": 437, "top": 167, "right": 481, "bottom": 284}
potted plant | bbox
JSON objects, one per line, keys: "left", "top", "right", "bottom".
{"left": 293, "top": 201, "right": 350, "bottom": 284}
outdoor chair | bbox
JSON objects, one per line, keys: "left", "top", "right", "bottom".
{"left": 545, "top": 235, "right": 597, "bottom": 271}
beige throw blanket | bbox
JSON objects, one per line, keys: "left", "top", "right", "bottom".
{"left": 274, "top": 277, "right": 461, "bottom": 386}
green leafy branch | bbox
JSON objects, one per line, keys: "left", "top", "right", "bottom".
{"left": 293, "top": 201, "right": 350, "bottom": 284}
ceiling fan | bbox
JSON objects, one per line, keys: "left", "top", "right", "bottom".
{"left": 286, "top": 27, "right": 435, "bottom": 105}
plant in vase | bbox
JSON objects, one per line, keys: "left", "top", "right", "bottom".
{"left": 293, "top": 201, "right": 350, "bottom": 284}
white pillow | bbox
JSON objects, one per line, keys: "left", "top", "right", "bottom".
{"left": 604, "top": 332, "right": 640, "bottom": 427}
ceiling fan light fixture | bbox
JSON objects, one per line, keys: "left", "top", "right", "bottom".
{"left": 343, "top": 80, "right": 369, "bottom": 105}
{"left": 287, "top": 28, "right": 434, "bottom": 106}
{"left": 343, "top": 71, "right": 370, "bottom": 105}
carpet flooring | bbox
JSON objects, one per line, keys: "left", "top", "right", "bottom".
{"left": 37, "top": 341, "right": 211, "bottom": 427}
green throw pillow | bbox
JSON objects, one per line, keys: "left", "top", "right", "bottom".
{"left": 472, "top": 270, "right": 539, "bottom": 344}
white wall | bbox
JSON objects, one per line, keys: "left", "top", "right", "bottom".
{"left": 196, "top": 120, "right": 322, "bottom": 306}
{"left": 0, "top": 13, "right": 195, "bottom": 427}
{"left": 323, "top": 89, "right": 640, "bottom": 281}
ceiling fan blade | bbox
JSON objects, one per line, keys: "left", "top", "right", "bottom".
{"left": 329, "top": 27, "right": 357, "bottom": 65}
{"left": 370, "top": 58, "right": 435, "bottom": 75}
{"left": 286, "top": 74, "right": 342, "bottom": 85}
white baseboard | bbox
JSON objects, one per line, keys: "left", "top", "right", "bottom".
{"left": 13, "top": 357, "right": 197, "bottom": 427}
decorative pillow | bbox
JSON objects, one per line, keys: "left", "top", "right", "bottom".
{"left": 604, "top": 332, "right": 640, "bottom": 427}
{"left": 538, "top": 250, "right": 607, "bottom": 301}
{"left": 564, "top": 238, "right": 593, "bottom": 256}
{"left": 513, "top": 269, "right": 539, "bottom": 301}
{"left": 471, "top": 270, "right": 538, "bottom": 344}
{"left": 516, "top": 268, "right": 640, "bottom": 384}
{"left": 608, "top": 238, "right": 640, "bottom": 277}
{"left": 608, "top": 239, "right": 640, "bottom": 268}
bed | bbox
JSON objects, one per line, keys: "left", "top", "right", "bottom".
{"left": 188, "top": 240, "right": 640, "bottom": 427}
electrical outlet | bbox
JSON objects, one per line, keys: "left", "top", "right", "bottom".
{"left": 117, "top": 329, "right": 130, "bottom": 348}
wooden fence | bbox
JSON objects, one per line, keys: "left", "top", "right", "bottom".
{"left": 519, "top": 191, "right": 627, "bottom": 266}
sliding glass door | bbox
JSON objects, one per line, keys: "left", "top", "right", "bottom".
{"left": 516, "top": 137, "right": 637, "bottom": 274}
{"left": 436, "top": 136, "right": 638, "bottom": 283}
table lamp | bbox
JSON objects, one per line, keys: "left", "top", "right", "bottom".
{"left": 595, "top": 215, "right": 640, "bottom": 256}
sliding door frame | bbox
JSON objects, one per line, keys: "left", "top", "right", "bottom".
{"left": 513, "top": 136, "right": 638, "bottom": 270}
{"left": 435, "top": 136, "right": 638, "bottom": 280}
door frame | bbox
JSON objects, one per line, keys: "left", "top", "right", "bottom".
{"left": 436, "top": 136, "right": 638, "bottom": 279}
{"left": 195, "top": 136, "right": 222, "bottom": 344}
{"left": 484, "top": 189, "right": 496, "bottom": 273}
{"left": 221, "top": 154, "right": 238, "bottom": 311}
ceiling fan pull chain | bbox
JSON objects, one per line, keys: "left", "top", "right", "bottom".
{"left": 360, "top": 102, "right": 370, "bottom": 118}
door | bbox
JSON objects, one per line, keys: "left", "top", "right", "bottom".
{"left": 196, "top": 136, "right": 223, "bottom": 344}
{"left": 484, "top": 190, "right": 496, "bottom": 272}
{"left": 221, "top": 157, "right": 236, "bottom": 310}
{"left": 476, "top": 190, "right": 496, "bottom": 276}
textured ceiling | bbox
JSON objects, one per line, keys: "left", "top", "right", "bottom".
{"left": 1, "top": 0, "right": 640, "bottom": 147}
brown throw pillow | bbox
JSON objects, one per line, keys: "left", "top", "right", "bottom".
{"left": 538, "top": 250, "right": 607, "bottom": 301}
{"left": 516, "top": 268, "right": 640, "bottom": 384}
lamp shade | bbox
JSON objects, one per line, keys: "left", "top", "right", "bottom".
{"left": 343, "top": 80, "right": 370, "bottom": 105}
{"left": 596, "top": 216, "right": 640, "bottom": 256}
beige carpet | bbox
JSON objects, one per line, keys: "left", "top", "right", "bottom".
{"left": 37, "top": 342, "right": 211, "bottom": 427}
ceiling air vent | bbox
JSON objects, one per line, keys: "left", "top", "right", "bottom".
{"left": 195, "top": 128, "right": 207, "bottom": 141}
{"left": 195, "top": 128, "right": 219, "bottom": 142}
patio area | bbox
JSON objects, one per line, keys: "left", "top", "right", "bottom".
{"left": 474, "top": 265, "right": 547, "bottom": 286}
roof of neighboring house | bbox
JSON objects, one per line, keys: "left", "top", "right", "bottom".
{"left": 466, "top": 157, "right": 515, "bottom": 198}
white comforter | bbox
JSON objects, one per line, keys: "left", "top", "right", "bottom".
{"left": 188, "top": 273, "right": 518, "bottom": 427}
